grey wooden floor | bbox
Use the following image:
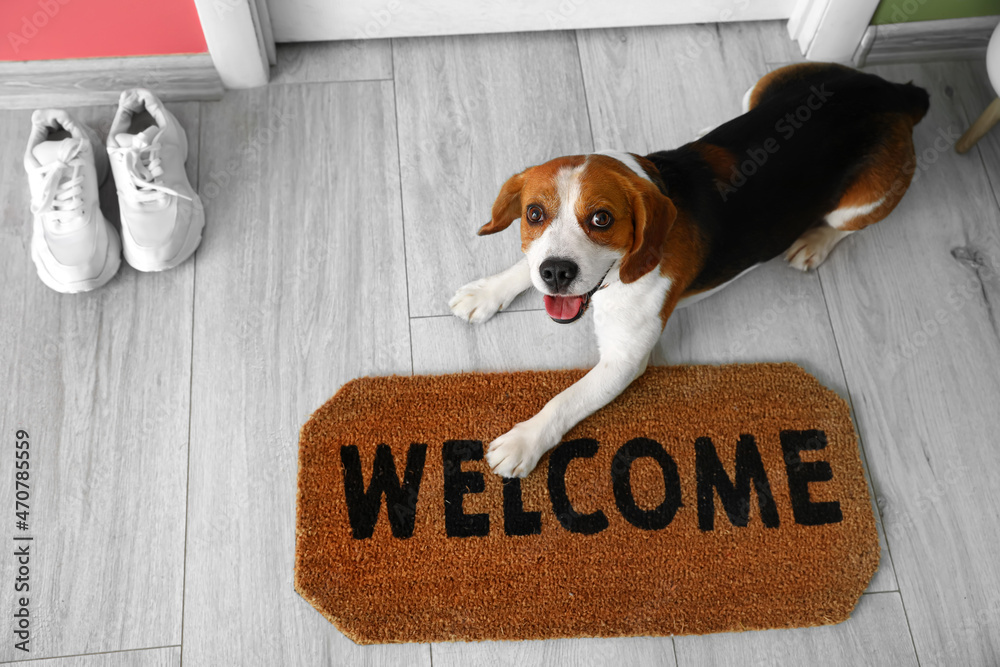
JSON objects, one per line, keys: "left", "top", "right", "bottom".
{"left": 2, "top": 20, "right": 999, "bottom": 667}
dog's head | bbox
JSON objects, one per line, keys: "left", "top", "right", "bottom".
{"left": 478, "top": 153, "right": 677, "bottom": 323}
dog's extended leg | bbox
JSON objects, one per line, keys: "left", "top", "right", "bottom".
{"left": 486, "top": 273, "right": 674, "bottom": 478}
{"left": 485, "top": 356, "right": 649, "bottom": 477}
{"left": 449, "top": 258, "right": 532, "bottom": 324}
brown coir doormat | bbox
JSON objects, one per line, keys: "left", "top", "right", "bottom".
{"left": 295, "top": 363, "right": 878, "bottom": 644}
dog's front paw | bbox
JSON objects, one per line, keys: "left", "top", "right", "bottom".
{"left": 486, "top": 421, "right": 548, "bottom": 478}
{"left": 448, "top": 278, "right": 512, "bottom": 324}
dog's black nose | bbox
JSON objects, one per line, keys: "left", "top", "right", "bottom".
{"left": 539, "top": 258, "right": 578, "bottom": 292}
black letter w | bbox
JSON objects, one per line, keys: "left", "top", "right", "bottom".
{"left": 340, "top": 443, "right": 427, "bottom": 539}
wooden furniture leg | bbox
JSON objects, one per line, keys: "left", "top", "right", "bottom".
{"left": 956, "top": 97, "right": 1000, "bottom": 154}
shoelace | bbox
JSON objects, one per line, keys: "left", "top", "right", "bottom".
{"left": 30, "top": 140, "right": 86, "bottom": 229}
{"left": 109, "top": 134, "right": 192, "bottom": 206}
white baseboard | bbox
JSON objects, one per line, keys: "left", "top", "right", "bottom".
{"left": 270, "top": 0, "right": 797, "bottom": 42}
{"left": 854, "top": 15, "right": 1000, "bottom": 67}
{"left": 0, "top": 54, "right": 223, "bottom": 110}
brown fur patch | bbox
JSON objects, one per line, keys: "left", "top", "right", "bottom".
{"left": 574, "top": 155, "right": 681, "bottom": 284}
{"left": 829, "top": 113, "right": 917, "bottom": 231}
{"left": 660, "top": 214, "right": 708, "bottom": 326}
{"left": 574, "top": 157, "right": 638, "bottom": 254}
{"left": 633, "top": 154, "right": 668, "bottom": 192}
{"left": 478, "top": 172, "right": 524, "bottom": 236}
{"left": 507, "top": 154, "right": 684, "bottom": 284}
{"left": 690, "top": 142, "right": 737, "bottom": 183}
{"left": 478, "top": 156, "right": 588, "bottom": 242}
{"left": 748, "top": 62, "right": 850, "bottom": 110}
{"left": 517, "top": 156, "right": 588, "bottom": 251}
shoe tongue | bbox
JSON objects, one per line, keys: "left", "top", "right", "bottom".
{"left": 32, "top": 137, "right": 83, "bottom": 166}
{"left": 544, "top": 295, "right": 585, "bottom": 322}
{"left": 115, "top": 126, "right": 160, "bottom": 148}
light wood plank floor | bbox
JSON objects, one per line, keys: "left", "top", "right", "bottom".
{"left": 1, "top": 20, "right": 998, "bottom": 667}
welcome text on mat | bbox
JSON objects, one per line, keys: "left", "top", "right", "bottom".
{"left": 339, "top": 429, "right": 843, "bottom": 539}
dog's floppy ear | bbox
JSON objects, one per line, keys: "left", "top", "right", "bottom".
{"left": 620, "top": 181, "right": 677, "bottom": 283}
{"left": 478, "top": 171, "right": 526, "bottom": 235}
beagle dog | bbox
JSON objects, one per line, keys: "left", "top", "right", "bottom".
{"left": 449, "top": 63, "right": 929, "bottom": 478}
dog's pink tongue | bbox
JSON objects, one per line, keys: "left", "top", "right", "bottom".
{"left": 544, "top": 295, "right": 584, "bottom": 321}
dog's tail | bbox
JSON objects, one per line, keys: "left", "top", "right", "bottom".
{"left": 898, "top": 81, "right": 930, "bottom": 125}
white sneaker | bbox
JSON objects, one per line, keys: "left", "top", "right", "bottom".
{"left": 24, "top": 109, "right": 122, "bottom": 294}
{"left": 107, "top": 89, "right": 204, "bottom": 272}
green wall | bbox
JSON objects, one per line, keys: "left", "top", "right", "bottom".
{"left": 872, "top": 0, "right": 1000, "bottom": 24}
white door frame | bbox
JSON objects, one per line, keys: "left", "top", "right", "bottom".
{"left": 195, "top": 0, "right": 877, "bottom": 89}
{"left": 192, "top": 0, "right": 274, "bottom": 88}
{"left": 788, "top": 0, "right": 881, "bottom": 63}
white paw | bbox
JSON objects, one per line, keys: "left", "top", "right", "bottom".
{"left": 448, "top": 278, "right": 513, "bottom": 324}
{"left": 784, "top": 227, "right": 846, "bottom": 271}
{"left": 486, "top": 421, "right": 547, "bottom": 478}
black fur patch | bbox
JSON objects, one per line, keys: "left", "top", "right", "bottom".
{"left": 644, "top": 65, "right": 928, "bottom": 292}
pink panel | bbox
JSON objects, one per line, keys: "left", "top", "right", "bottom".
{"left": 2, "top": 0, "right": 207, "bottom": 61}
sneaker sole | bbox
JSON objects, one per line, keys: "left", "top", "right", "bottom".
{"left": 121, "top": 195, "right": 204, "bottom": 272}
{"left": 32, "top": 224, "right": 122, "bottom": 294}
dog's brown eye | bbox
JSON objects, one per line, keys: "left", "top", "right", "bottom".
{"left": 590, "top": 210, "right": 613, "bottom": 229}
{"left": 526, "top": 205, "right": 544, "bottom": 224}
